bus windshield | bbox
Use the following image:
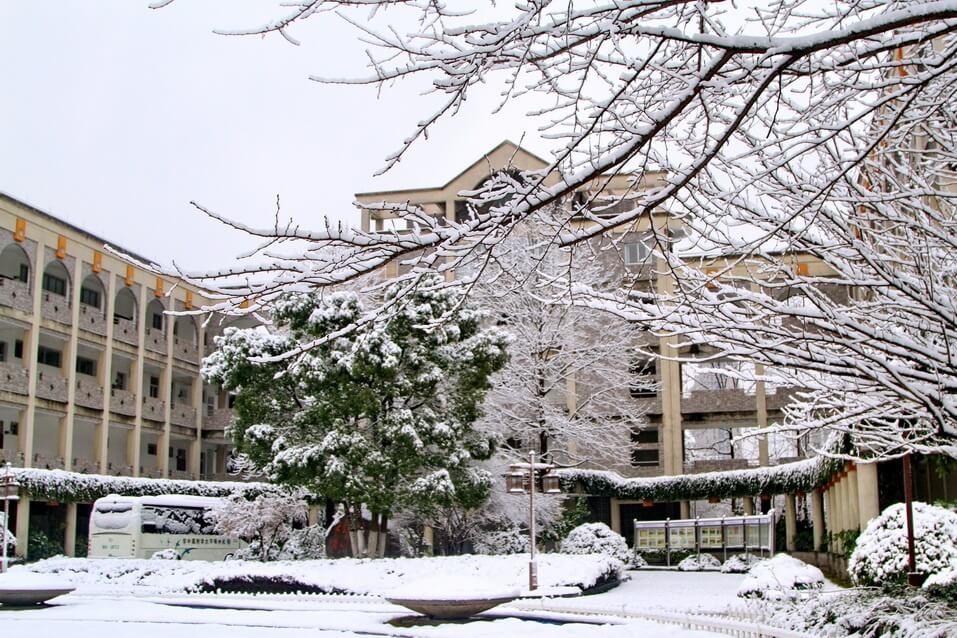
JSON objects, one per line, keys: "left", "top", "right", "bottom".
{"left": 91, "top": 500, "right": 135, "bottom": 531}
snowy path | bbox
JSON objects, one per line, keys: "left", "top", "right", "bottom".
{"left": 0, "top": 571, "right": 757, "bottom": 637}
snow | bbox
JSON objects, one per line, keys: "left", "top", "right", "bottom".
{"left": 387, "top": 575, "right": 519, "bottom": 601}
{"left": 0, "top": 570, "right": 72, "bottom": 591}
{"left": 736, "top": 555, "right": 824, "bottom": 600}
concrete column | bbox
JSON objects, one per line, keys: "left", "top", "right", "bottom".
{"left": 64, "top": 502, "right": 77, "bottom": 557}
{"left": 159, "top": 308, "right": 175, "bottom": 478}
{"left": 856, "top": 462, "right": 880, "bottom": 528}
{"left": 308, "top": 504, "right": 321, "bottom": 526}
{"left": 811, "top": 489, "right": 825, "bottom": 552}
{"left": 754, "top": 362, "right": 769, "bottom": 466}
{"left": 20, "top": 237, "right": 46, "bottom": 468}
{"left": 130, "top": 284, "right": 148, "bottom": 476}
{"left": 60, "top": 262, "right": 84, "bottom": 471}
{"left": 784, "top": 494, "right": 797, "bottom": 552}
{"left": 743, "top": 496, "right": 755, "bottom": 515}
{"left": 610, "top": 498, "right": 621, "bottom": 534}
{"left": 96, "top": 273, "right": 116, "bottom": 473}
{"left": 680, "top": 500, "right": 691, "bottom": 519}
{"left": 847, "top": 466, "right": 860, "bottom": 531}
{"left": 823, "top": 488, "right": 833, "bottom": 552}
{"left": 15, "top": 497, "right": 29, "bottom": 558}
{"left": 656, "top": 259, "right": 684, "bottom": 477}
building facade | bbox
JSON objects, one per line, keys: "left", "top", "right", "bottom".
{"left": 0, "top": 192, "right": 243, "bottom": 556}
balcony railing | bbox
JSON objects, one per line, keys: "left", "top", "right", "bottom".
{"left": 145, "top": 328, "right": 166, "bottom": 354}
{"left": 113, "top": 316, "right": 138, "bottom": 346}
{"left": 40, "top": 292, "right": 72, "bottom": 325}
{"left": 36, "top": 369, "right": 69, "bottom": 402}
{"left": 204, "top": 408, "right": 234, "bottom": 431}
{"left": 683, "top": 458, "right": 755, "bottom": 474}
{"left": 33, "top": 452, "right": 65, "bottom": 470}
{"left": 72, "top": 457, "right": 100, "bottom": 474}
{"left": 139, "top": 467, "right": 164, "bottom": 479}
{"left": 110, "top": 388, "right": 136, "bottom": 416}
{"left": 107, "top": 462, "right": 134, "bottom": 476}
{"left": 0, "top": 449, "right": 24, "bottom": 466}
{"left": 0, "top": 362, "right": 30, "bottom": 395}
{"left": 75, "top": 375, "right": 104, "bottom": 409}
{"left": 169, "top": 469, "right": 194, "bottom": 480}
{"left": 174, "top": 337, "right": 199, "bottom": 364}
{"left": 79, "top": 303, "right": 108, "bottom": 336}
{"left": 0, "top": 277, "right": 32, "bottom": 313}
{"left": 142, "top": 396, "right": 166, "bottom": 422}
{"left": 170, "top": 403, "right": 197, "bottom": 428}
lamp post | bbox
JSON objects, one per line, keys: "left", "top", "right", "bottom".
{"left": 1, "top": 462, "right": 20, "bottom": 573}
{"left": 505, "top": 450, "right": 562, "bottom": 591}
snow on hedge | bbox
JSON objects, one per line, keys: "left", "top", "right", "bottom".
{"left": 22, "top": 553, "right": 622, "bottom": 596}
{"left": 677, "top": 553, "right": 721, "bottom": 572}
{"left": 9, "top": 467, "right": 283, "bottom": 503}
{"left": 737, "top": 554, "right": 824, "bottom": 600}
{"left": 560, "top": 455, "right": 838, "bottom": 501}
{"left": 849, "top": 502, "right": 957, "bottom": 588}
{"left": 559, "top": 522, "right": 631, "bottom": 566}
{"left": 721, "top": 554, "right": 764, "bottom": 574}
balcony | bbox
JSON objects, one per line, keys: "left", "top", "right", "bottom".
{"left": 40, "top": 292, "right": 72, "bottom": 325}
{"left": 79, "top": 304, "right": 108, "bottom": 336}
{"left": 0, "top": 362, "right": 30, "bottom": 395}
{"left": 140, "top": 467, "right": 164, "bottom": 479}
{"left": 107, "top": 462, "right": 134, "bottom": 476}
{"left": 109, "top": 388, "right": 136, "bottom": 416}
{"left": 203, "top": 408, "right": 233, "bottom": 431}
{"left": 0, "top": 449, "right": 24, "bottom": 466}
{"left": 200, "top": 471, "right": 233, "bottom": 482}
{"left": 169, "top": 469, "right": 194, "bottom": 480}
{"left": 0, "top": 277, "right": 32, "bottom": 313}
{"left": 75, "top": 375, "right": 104, "bottom": 410}
{"left": 145, "top": 328, "right": 166, "bottom": 355}
{"left": 36, "top": 369, "right": 69, "bottom": 402}
{"left": 113, "top": 316, "right": 138, "bottom": 346}
{"left": 142, "top": 396, "right": 165, "bottom": 422}
{"left": 171, "top": 403, "right": 197, "bottom": 428}
{"left": 72, "top": 457, "right": 100, "bottom": 474}
{"left": 684, "top": 458, "right": 754, "bottom": 474}
{"left": 174, "top": 337, "right": 199, "bottom": 364}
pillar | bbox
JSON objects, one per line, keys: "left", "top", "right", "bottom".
{"left": 856, "top": 462, "right": 880, "bottom": 528}
{"left": 15, "top": 497, "right": 29, "bottom": 559}
{"left": 64, "top": 503, "right": 77, "bottom": 557}
{"left": 610, "top": 498, "right": 622, "bottom": 534}
{"left": 743, "top": 496, "right": 755, "bottom": 515}
{"left": 308, "top": 504, "right": 322, "bottom": 526}
{"left": 754, "top": 362, "right": 770, "bottom": 466}
{"left": 811, "top": 489, "right": 825, "bottom": 552}
{"left": 784, "top": 494, "right": 797, "bottom": 552}
{"left": 847, "top": 466, "right": 860, "bottom": 531}
{"left": 680, "top": 500, "right": 691, "bottom": 519}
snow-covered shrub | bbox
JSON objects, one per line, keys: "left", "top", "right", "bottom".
{"left": 849, "top": 502, "right": 957, "bottom": 588}
{"left": 275, "top": 526, "right": 326, "bottom": 561}
{"left": 722, "top": 553, "right": 765, "bottom": 573}
{"left": 922, "top": 559, "right": 957, "bottom": 602}
{"left": 737, "top": 554, "right": 824, "bottom": 600}
{"left": 150, "top": 549, "right": 180, "bottom": 560}
{"left": 211, "top": 491, "right": 308, "bottom": 562}
{"left": 631, "top": 553, "right": 648, "bottom": 569}
{"left": 473, "top": 527, "right": 529, "bottom": 555}
{"left": 677, "top": 553, "right": 721, "bottom": 571}
{"left": 560, "top": 522, "right": 630, "bottom": 565}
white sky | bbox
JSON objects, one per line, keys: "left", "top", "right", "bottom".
{"left": 0, "top": 1, "right": 548, "bottom": 271}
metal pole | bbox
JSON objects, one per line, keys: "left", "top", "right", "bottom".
{"left": 528, "top": 449, "right": 537, "bottom": 591}
{"left": 2, "top": 496, "right": 8, "bottom": 573}
{"left": 903, "top": 453, "right": 920, "bottom": 585}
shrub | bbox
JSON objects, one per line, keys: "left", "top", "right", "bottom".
{"left": 151, "top": 548, "right": 180, "bottom": 560}
{"left": 722, "top": 553, "right": 765, "bottom": 573}
{"left": 560, "top": 522, "right": 630, "bottom": 565}
{"left": 27, "top": 530, "right": 63, "bottom": 562}
{"left": 737, "top": 554, "right": 824, "bottom": 600}
{"left": 848, "top": 502, "right": 957, "bottom": 588}
{"left": 473, "top": 527, "right": 528, "bottom": 555}
{"left": 677, "top": 553, "right": 721, "bottom": 571}
{"left": 631, "top": 553, "right": 648, "bottom": 569}
{"left": 923, "top": 560, "right": 957, "bottom": 602}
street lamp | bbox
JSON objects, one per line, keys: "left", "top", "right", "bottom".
{"left": 505, "top": 450, "right": 562, "bottom": 591}
{"left": 1, "top": 462, "right": 20, "bottom": 573}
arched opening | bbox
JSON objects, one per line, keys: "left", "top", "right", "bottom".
{"left": 146, "top": 299, "right": 166, "bottom": 333}
{"left": 114, "top": 288, "right": 136, "bottom": 324}
{"left": 0, "top": 244, "right": 31, "bottom": 283}
{"left": 79, "top": 274, "right": 106, "bottom": 311}
{"left": 173, "top": 315, "right": 197, "bottom": 344}
{"left": 41, "top": 261, "right": 70, "bottom": 298}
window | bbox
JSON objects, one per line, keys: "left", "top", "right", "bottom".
{"left": 0, "top": 342, "right": 6, "bottom": 363}
{"left": 623, "top": 240, "right": 651, "bottom": 265}
{"left": 631, "top": 448, "right": 660, "bottom": 467}
{"left": 227, "top": 394, "right": 236, "bottom": 408}
{"left": 8, "top": 422, "right": 17, "bottom": 436}
{"left": 18, "top": 264, "right": 29, "bottom": 283}
{"left": 632, "top": 428, "right": 660, "bottom": 445}
{"left": 42, "top": 272, "right": 67, "bottom": 296}
{"left": 151, "top": 313, "right": 163, "bottom": 331}
{"left": 112, "top": 372, "right": 127, "bottom": 391}
{"left": 147, "top": 443, "right": 157, "bottom": 456}
{"left": 76, "top": 356, "right": 96, "bottom": 376}
{"left": 149, "top": 375, "right": 160, "bottom": 399}
{"left": 629, "top": 359, "right": 657, "bottom": 397}
{"left": 13, "top": 340, "right": 22, "bottom": 359}
{"left": 80, "top": 286, "right": 101, "bottom": 308}
{"left": 176, "top": 448, "right": 187, "bottom": 472}
{"left": 37, "top": 345, "right": 62, "bottom": 368}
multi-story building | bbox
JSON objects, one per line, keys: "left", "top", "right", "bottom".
{"left": 0, "top": 192, "right": 246, "bottom": 555}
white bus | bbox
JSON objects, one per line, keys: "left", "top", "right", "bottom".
{"left": 89, "top": 494, "right": 245, "bottom": 560}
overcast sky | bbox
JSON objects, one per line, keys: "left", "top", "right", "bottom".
{"left": 0, "top": 1, "right": 547, "bottom": 272}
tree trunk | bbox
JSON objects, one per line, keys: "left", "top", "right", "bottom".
{"left": 377, "top": 513, "right": 389, "bottom": 558}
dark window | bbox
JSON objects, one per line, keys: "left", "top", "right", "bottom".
{"left": 0, "top": 342, "right": 6, "bottom": 363}
{"left": 227, "top": 394, "right": 236, "bottom": 408}
{"left": 147, "top": 443, "right": 157, "bottom": 456}
{"left": 42, "top": 272, "right": 67, "bottom": 296}
{"left": 18, "top": 264, "right": 29, "bottom": 283}
{"left": 37, "top": 345, "right": 62, "bottom": 368}
{"left": 151, "top": 313, "right": 163, "bottom": 331}
{"left": 8, "top": 422, "right": 17, "bottom": 436}
{"left": 13, "top": 340, "right": 22, "bottom": 359}
{"left": 76, "top": 356, "right": 96, "bottom": 376}
{"left": 176, "top": 448, "right": 187, "bottom": 472}
{"left": 631, "top": 448, "right": 660, "bottom": 467}
{"left": 112, "top": 372, "right": 127, "bottom": 390}
{"left": 80, "top": 286, "right": 101, "bottom": 308}
{"left": 149, "top": 375, "right": 160, "bottom": 399}
{"left": 632, "top": 428, "right": 659, "bottom": 445}
{"left": 629, "top": 359, "right": 657, "bottom": 397}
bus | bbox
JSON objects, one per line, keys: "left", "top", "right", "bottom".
{"left": 88, "top": 494, "right": 245, "bottom": 560}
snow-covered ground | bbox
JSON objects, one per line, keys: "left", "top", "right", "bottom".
{"left": 0, "top": 564, "right": 752, "bottom": 637}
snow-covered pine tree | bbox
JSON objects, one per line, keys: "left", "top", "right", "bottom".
{"left": 203, "top": 273, "right": 509, "bottom": 557}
